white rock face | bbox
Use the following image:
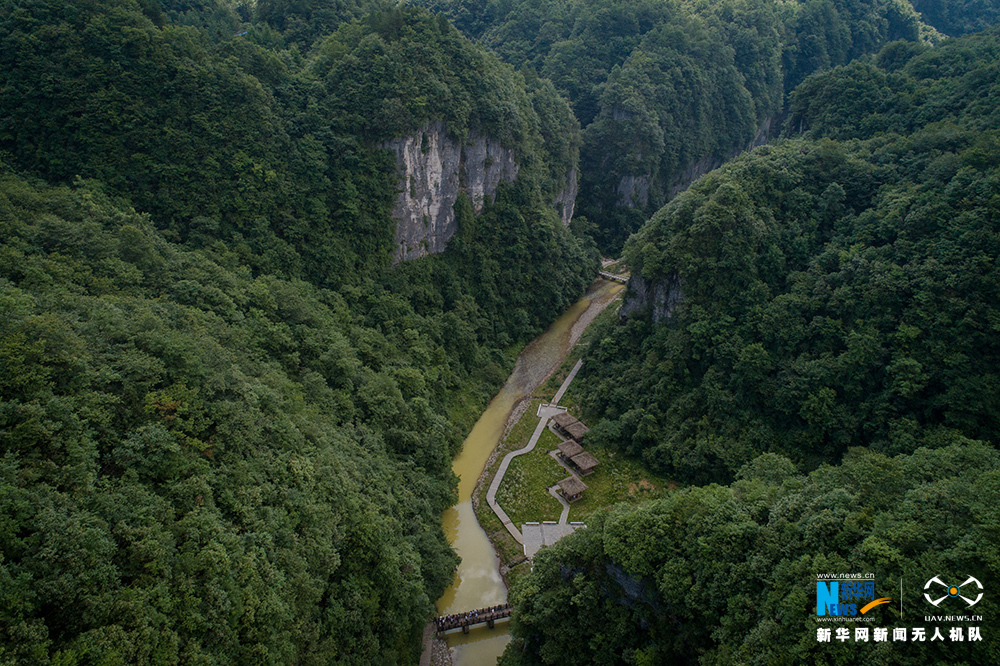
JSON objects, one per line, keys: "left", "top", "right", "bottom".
{"left": 554, "top": 168, "right": 577, "bottom": 226}
{"left": 383, "top": 121, "right": 519, "bottom": 263}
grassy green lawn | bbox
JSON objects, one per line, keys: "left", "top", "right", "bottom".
{"left": 494, "top": 425, "right": 673, "bottom": 526}
{"left": 495, "top": 428, "right": 567, "bottom": 526}
{"left": 568, "top": 443, "right": 672, "bottom": 520}
{"left": 471, "top": 287, "right": 674, "bottom": 587}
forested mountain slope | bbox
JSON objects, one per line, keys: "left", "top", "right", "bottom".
{"left": 504, "top": 28, "right": 1000, "bottom": 666}
{"left": 0, "top": 1, "right": 585, "bottom": 285}
{"left": 504, "top": 445, "right": 1000, "bottom": 665}
{"left": 910, "top": 0, "right": 1000, "bottom": 35}
{"left": 0, "top": 1, "right": 596, "bottom": 663}
{"left": 414, "top": 0, "right": 951, "bottom": 251}
{"left": 577, "top": 31, "right": 1000, "bottom": 484}
{"left": 0, "top": 169, "right": 463, "bottom": 663}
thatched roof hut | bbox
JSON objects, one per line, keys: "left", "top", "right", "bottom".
{"left": 569, "top": 451, "right": 600, "bottom": 475}
{"left": 556, "top": 439, "right": 584, "bottom": 459}
{"left": 551, "top": 411, "right": 590, "bottom": 442}
{"left": 557, "top": 476, "right": 588, "bottom": 501}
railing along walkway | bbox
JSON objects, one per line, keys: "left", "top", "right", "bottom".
{"left": 434, "top": 604, "right": 512, "bottom": 635}
{"left": 598, "top": 270, "right": 628, "bottom": 283}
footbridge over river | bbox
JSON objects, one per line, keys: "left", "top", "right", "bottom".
{"left": 434, "top": 604, "right": 512, "bottom": 635}
{"left": 599, "top": 270, "right": 628, "bottom": 284}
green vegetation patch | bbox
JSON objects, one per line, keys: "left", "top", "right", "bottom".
{"left": 580, "top": 33, "right": 1000, "bottom": 483}
{"left": 505, "top": 445, "right": 1000, "bottom": 664}
{"left": 495, "top": 428, "right": 566, "bottom": 526}
{"left": 473, "top": 399, "right": 542, "bottom": 569}
{"left": 568, "top": 444, "right": 672, "bottom": 520}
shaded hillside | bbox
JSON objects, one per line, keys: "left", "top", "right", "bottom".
{"left": 414, "top": 0, "right": 943, "bottom": 252}
{"left": 0, "top": 1, "right": 584, "bottom": 285}
{"left": 578, "top": 30, "right": 1000, "bottom": 484}
{"left": 504, "top": 445, "right": 1000, "bottom": 664}
{"left": 0, "top": 2, "right": 596, "bottom": 663}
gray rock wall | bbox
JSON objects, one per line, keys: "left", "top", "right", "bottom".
{"left": 617, "top": 115, "right": 778, "bottom": 209}
{"left": 554, "top": 168, "right": 578, "bottom": 226}
{"left": 619, "top": 272, "right": 683, "bottom": 324}
{"left": 667, "top": 115, "right": 777, "bottom": 200}
{"left": 383, "top": 121, "right": 519, "bottom": 263}
{"left": 616, "top": 174, "right": 651, "bottom": 209}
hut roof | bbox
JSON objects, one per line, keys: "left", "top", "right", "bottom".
{"left": 556, "top": 439, "right": 584, "bottom": 458}
{"left": 558, "top": 476, "right": 588, "bottom": 496}
{"left": 570, "top": 451, "right": 600, "bottom": 472}
{"left": 551, "top": 411, "right": 579, "bottom": 428}
{"left": 563, "top": 421, "right": 590, "bottom": 441}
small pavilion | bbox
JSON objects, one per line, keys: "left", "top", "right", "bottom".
{"left": 556, "top": 439, "right": 584, "bottom": 462}
{"left": 557, "top": 476, "right": 588, "bottom": 502}
{"left": 569, "top": 450, "right": 599, "bottom": 476}
{"left": 551, "top": 411, "right": 590, "bottom": 442}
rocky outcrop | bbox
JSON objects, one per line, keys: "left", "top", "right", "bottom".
{"left": 667, "top": 155, "right": 724, "bottom": 200}
{"left": 613, "top": 116, "right": 779, "bottom": 209}
{"left": 619, "top": 272, "right": 683, "bottom": 324}
{"left": 668, "top": 115, "right": 777, "bottom": 200}
{"left": 383, "top": 121, "right": 519, "bottom": 263}
{"left": 616, "top": 174, "right": 651, "bottom": 209}
{"left": 554, "top": 168, "right": 578, "bottom": 226}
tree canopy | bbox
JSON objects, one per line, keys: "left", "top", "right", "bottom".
{"left": 575, "top": 29, "right": 1000, "bottom": 484}
{"left": 412, "top": 0, "right": 952, "bottom": 253}
{"left": 504, "top": 444, "right": 999, "bottom": 664}
{"left": 505, "top": 26, "right": 1000, "bottom": 664}
{"left": 0, "top": 1, "right": 595, "bottom": 663}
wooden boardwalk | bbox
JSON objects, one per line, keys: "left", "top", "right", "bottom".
{"left": 434, "top": 604, "right": 512, "bottom": 635}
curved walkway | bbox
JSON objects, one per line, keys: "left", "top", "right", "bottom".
{"left": 485, "top": 359, "right": 584, "bottom": 543}
{"left": 547, "top": 484, "right": 571, "bottom": 524}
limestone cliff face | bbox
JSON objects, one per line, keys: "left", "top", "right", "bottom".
{"left": 667, "top": 155, "right": 724, "bottom": 200}
{"left": 554, "top": 168, "right": 578, "bottom": 226}
{"left": 619, "top": 272, "right": 683, "bottom": 324}
{"left": 616, "top": 115, "right": 777, "bottom": 209}
{"left": 667, "top": 115, "right": 776, "bottom": 200}
{"left": 616, "top": 174, "right": 651, "bottom": 209}
{"left": 383, "top": 121, "right": 518, "bottom": 263}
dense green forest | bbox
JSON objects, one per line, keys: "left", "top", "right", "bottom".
{"left": 414, "top": 0, "right": 966, "bottom": 252}
{"left": 0, "top": 0, "right": 595, "bottom": 663}
{"left": 0, "top": 0, "right": 585, "bottom": 285}
{"left": 0, "top": 169, "right": 465, "bottom": 663}
{"left": 504, "top": 29, "right": 999, "bottom": 664}
{"left": 3, "top": 0, "right": 1000, "bottom": 664}
{"left": 504, "top": 445, "right": 999, "bottom": 664}
{"left": 576, "top": 29, "right": 1000, "bottom": 484}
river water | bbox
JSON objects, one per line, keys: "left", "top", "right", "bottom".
{"left": 434, "top": 280, "right": 623, "bottom": 666}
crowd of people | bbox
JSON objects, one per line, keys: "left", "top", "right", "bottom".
{"left": 435, "top": 604, "right": 512, "bottom": 631}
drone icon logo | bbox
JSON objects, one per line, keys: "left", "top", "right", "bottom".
{"left": 923, "top": 576, "right": 983, "bottom": 607}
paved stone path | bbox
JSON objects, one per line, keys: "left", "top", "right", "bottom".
{"left": 486, "top": 360, "right": 584, "bottom": 544}
{"left": 419, "top": 622, "right": 435, "bottom": 666}
{"left": 486, "top": 402, "right": 565, "bottom": 544}
{"left": 521, "top": 521, "right": 583, "bottom": 559}
{"left": 547, "top": 483, "right": 571, "bottom": 524}
{"left": 548, "top": 447, "right": 578, "bottom": 475}
{"left": 552, "top": 359, "right": 583, "bottom": 405}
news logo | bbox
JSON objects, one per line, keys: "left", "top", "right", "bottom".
{"left": 817, "top": 579, "right": 891, "bottom": 616}
{"left": 923, "top": 576, "right": 983, "bottom": 608}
